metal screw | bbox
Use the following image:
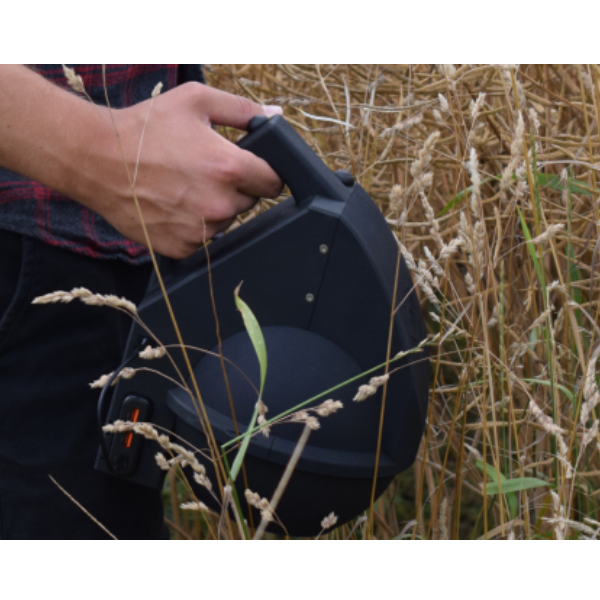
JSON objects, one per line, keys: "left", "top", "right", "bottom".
{"left": 305, "top": 293, "right": 315, "bottom": 303}
{"left": 319, "top": 244, "right": 329, "bottom": 254}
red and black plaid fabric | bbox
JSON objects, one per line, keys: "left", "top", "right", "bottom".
{"left": 0, "top": 64, "right": 204, "bottom": 264}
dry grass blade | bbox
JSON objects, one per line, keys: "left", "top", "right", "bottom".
{"left": 49, "top": 475, "right": 117, "bottom": 540}
{"left": 191, "top": 64, "right": 600, "bottom": 540}
{"left": 52, "top": 64, "right": 600, "bottom": 540}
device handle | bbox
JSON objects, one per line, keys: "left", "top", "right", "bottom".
{"left": 236, "top": 115, "right": 352, "bottom": 206}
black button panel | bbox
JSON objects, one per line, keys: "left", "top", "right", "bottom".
{"left": 107, "top": 395, "right": 152, "bottom": 477}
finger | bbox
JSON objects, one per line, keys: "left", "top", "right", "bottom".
{"left": 202, "top": 191, "right": 257, "bottom": 227}
{"left": 231, "top": 146, "right": 284, "bottom": 199}
{"left": 227, "top": 191, "right": 259, "bottom": 216}
{"left": 199, "top": 217, "right": 239, "bottom": 245}
{"left": 197, "top": 86, "right": 282, "bottom": 130}
{"left": 210, "top": 217, "right": 237, "bottom": 236}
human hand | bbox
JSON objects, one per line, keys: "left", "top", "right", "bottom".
{"left": 73, "top": 83, "right": 284, "bottom": 258}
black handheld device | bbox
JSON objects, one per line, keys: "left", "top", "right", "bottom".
{"left": 95, "top": 115, "right": 430, "bottom": 536}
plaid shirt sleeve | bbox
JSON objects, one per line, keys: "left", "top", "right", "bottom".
{"left": 0, "top": 64, "right": 204, "bottom": 264}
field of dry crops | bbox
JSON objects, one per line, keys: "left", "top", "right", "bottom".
{"left": 160, "top": 64, "right": 600, "bottom": 540}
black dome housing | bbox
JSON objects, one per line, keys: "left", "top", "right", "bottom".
{"left": 95, "top": 115, "right": 429, "bottom": 537}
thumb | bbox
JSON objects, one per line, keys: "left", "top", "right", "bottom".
{"left": 197, "top": 85, "right": 282, "bottom": 130}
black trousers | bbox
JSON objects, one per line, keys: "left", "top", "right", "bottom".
{"left": 0, "top": 230, "right": 167, "bottom": 539}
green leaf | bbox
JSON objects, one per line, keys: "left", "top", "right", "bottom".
{"left": 438, "top": 172, "right": 591, "bottom": 218}
{"left": 517, "top": 205, "right": 545, "bottom": 287}
{"left": 230, "top": 283, "right": 267, "bottom": 482}
{"left": 234, "top": 282, "right": 267, "bottom": 399}
{"left": 566, "top": 245, "right": 583, "bottom": 306}
{"left": 485, "top": 478, "right": 549, "bottom": 495}
{"left": 535, "top": 172, "right": 591, "bottom": 196}
{"left": 437, "top": 177, "right": 496, "bottom": 217}
{"left": 529, "top": 327, "right": 539, "bottom": 348}
{"left": 437, "top": 187, "right": 471, "bottom": 217}
{"left": 522, "top": 378, "right": 575, "bottom": 404}
{"left": 475, "top": 459, "right": 501, "bottom": 483}
{"left": 475, "top": 460, "right": 518, "bottom": 519}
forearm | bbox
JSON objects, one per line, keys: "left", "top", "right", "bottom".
{"left": 0, "top": 64, "right": 106, "bottom": 203}
{"left": 0, "top": 65, "right": 282, "bottom": 258}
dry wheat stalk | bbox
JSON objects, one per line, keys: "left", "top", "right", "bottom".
{"left": 42, "top": 64, "right": 600, "bottom": 539}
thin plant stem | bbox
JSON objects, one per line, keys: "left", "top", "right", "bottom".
{"left": 254, "top": 424, "right": 312, "bottom": 540}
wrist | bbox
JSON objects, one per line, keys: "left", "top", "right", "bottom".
{"left": 56, "top": 103, "right": 142, "bottom": 218}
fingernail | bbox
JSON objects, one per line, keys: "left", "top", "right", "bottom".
{"left": 263, "top": 105, "right": 283, "bottom": 117}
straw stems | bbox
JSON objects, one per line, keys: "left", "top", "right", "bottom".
{"left": 253, "top": 424, "right": 312, "bottom": 540}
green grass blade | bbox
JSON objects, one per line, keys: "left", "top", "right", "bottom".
{"left": 234, "top": 283, "right": 267, "bottom": 399}
{"left": 485, "top": 478, "right": 549, "bottom": 495}
{"left": 437, "top": 177, "right": 496, "bottom": 217}
{"left": 230, "top": 284, "right": 267, "bottom": 482}
{"left": 535, "top": 172, "right": 591, "bottom": 196}
{"left": 475, "top": 459, "right": 502, "bottom": 483}
{"left": 522, "top": 379, "right": 575, "bottom": 404}
{"left": 222, "top": 346, "right": 424, "bottom": 450}
{"left": 436, "top": 171, "right": 590, "bottom": 218}
{"left": 516, "top": 205, "right": 544, "bottom": 286}
{"left": 475, "top": 460, "right": 518, "bottom": 519}
{"left": 566, "top": 246, "right": 583, "bottom": 306}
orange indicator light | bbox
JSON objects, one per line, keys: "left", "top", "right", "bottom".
{"left": 123, "top": 408, "right": 141, "bottom": 449}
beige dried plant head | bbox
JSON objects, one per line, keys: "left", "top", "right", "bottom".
{"left": 62, "top": 64, "right": 86, "bottom": 95}
{"left": 151, "top": 81, "right": 163, "bottom": 98}
{"left": 33, "top": 288, "right": 137, "bottom": 314}
{"left": 320, "top": 512, "right": 338, "bottom": 530}
{"left": 354, "top": 374, "right": 389, "bottom": 402}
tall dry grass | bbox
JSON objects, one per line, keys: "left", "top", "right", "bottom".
{"left": 51, "top": 64, "right": 600, "bottom": 540}
{"left": 158, "top": 63, "right": 600, "bottom": 541}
